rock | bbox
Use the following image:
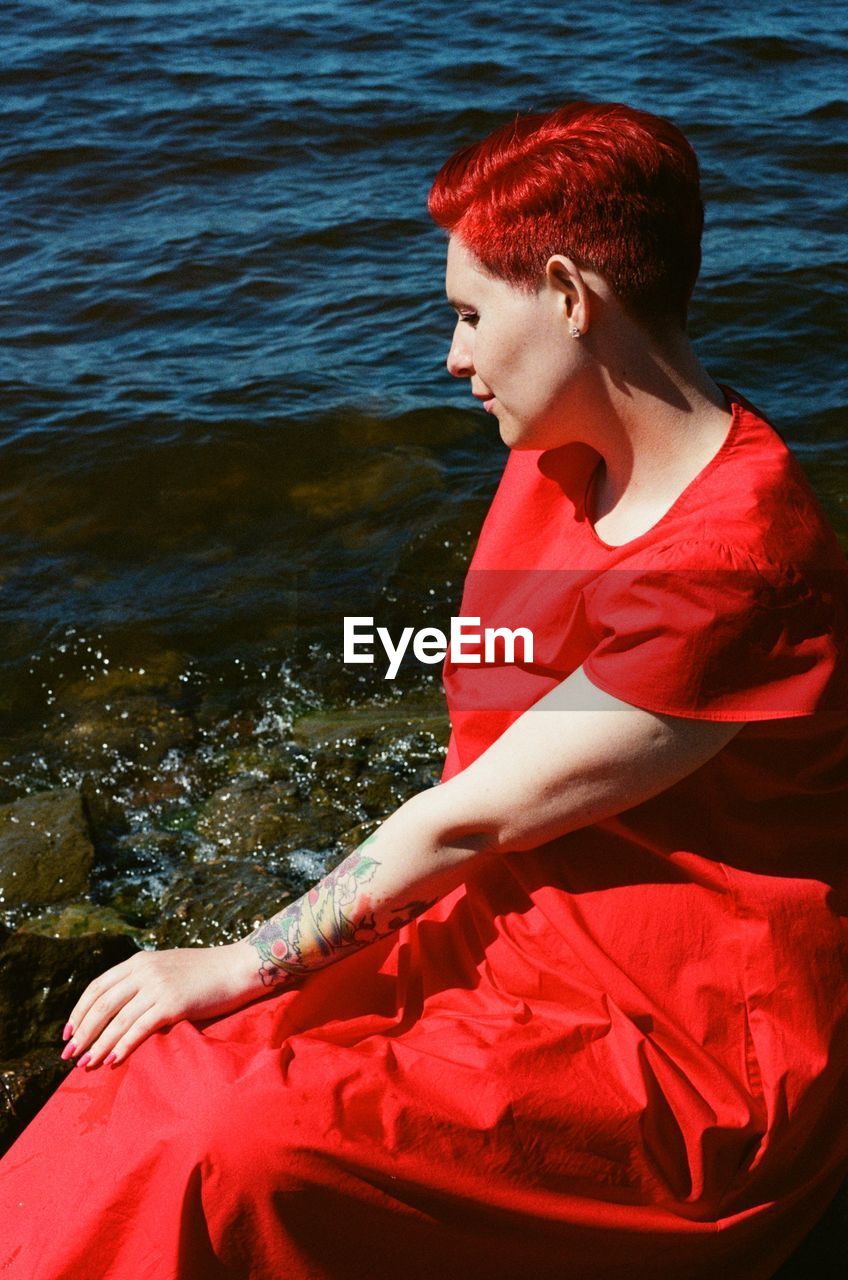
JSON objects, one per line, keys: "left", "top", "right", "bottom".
{"left": 92, "top": 828, "right": 186, "bottom": 928}
{"left": 50, "top": 694, "right": 194, "bottom": 770}
{"left": 127, "top": 775, "right": 191, "bottom": 810}
{"left": 23, "top": 902, "right": 139, "bottom": 941}
{"left": 0, "top": 917, "right": 139, "bottom": 1059}
{"left": 291, "top": 693, "right": 448, "bottom": 751}
{"left": 111, "top": 828, "right": 185, "bottom": 864}
{"left": 0, "top": 789, "right": 95, "bottom": 908}
{"left": 79, "top": 772, "right": 130, "bottom": 847}
{"left": 205, "top": 741, "right": 299, "bottom": 783}
{"left": 155, "top": 861, "right": 293, "bottom": 948}
{"left": 195, "top": 778, "right": 301, "bottom": 857}
{"left": 291, "top": 695, "right": 449, "bottom": 817}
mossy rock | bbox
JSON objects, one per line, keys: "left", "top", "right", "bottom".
{"left": 0, "top": 789, "right": 94, "bottom": 908}
{"left": 23, "top": 902, "right": 138, "bottom": 941}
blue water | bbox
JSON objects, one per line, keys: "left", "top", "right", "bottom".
{"left": 3, "top": 0, "right": 847, "bottom": 426}
{"left": 1, "top": 0, "right": 846, "bottom": 762}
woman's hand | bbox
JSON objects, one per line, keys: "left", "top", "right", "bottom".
{"left": 61, "top": 940, "right": 263, "bottom": 1070}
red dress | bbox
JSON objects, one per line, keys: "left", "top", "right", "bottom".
{"left": 1, "top": 387, "right": 847, "bottom": 1279}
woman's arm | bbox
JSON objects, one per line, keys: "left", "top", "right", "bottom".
{"left": 62, "top": 665, "right": 743, "bottom": 1069}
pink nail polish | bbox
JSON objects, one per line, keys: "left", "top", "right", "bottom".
{"left": 76, "top": 1053, "right": 92, "bottom": 1069}
{"left": 61, "top": 1042, "right": 77, "bottom": 1061}
{"left": 62, "top": 1023, "right": 74, "bottom": 1042}
{"left": 103, "top": 1052, "right": 117, "bottom": 1066}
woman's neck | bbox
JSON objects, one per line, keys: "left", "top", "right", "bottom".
{"left": 583, "top": 329, "right": 733, "bottom": 530}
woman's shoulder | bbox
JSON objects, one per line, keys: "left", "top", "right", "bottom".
{"left": 658, "top": 387, "right": 847, "bottom": 576}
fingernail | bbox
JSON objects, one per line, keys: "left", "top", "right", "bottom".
{"left": 103, "top": 1052, "right": 117, "bottom": 1066}
{"left": 62, "top": 1023, "right": 74, "bottom": 1042}
{"left": 61, "top": 1042, "right": 77, "bottom": 1061}
{"left": 76, "top": 1053, "right": 92, "bottom": 1069}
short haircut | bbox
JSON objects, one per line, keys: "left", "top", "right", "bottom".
{"left": 428, "top": 101, "right": 704, "bottom": 331}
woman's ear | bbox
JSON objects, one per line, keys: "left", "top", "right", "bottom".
{"left": 545, "top": 255, "right": 591, "bottom": 335}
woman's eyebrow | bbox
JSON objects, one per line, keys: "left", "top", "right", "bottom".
{"left": 447, "top": 296, "right": 475, "bottom": 310}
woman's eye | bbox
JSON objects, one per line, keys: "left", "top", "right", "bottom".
{"left": 459, "top": 312, "right": 479, "bottom": 328}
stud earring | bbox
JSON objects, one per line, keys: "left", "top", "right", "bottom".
{"left": 570, "top": 326, "right": 581, "bottom": 337}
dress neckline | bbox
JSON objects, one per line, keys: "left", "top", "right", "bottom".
{"left": 583, "top": 385, "right": 742, "bottom": 551}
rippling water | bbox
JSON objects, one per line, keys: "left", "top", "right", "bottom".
{"left": 1, "top": 1, "right": 846, "bottom": 907}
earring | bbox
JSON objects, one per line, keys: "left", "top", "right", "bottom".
{"left": 571, "top": 326, "right": 581, "bottom": 337}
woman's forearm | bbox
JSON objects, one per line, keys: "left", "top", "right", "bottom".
{"left": 239, "top": 664, "right": 746, "bottom": 994}
{"left": 238, "top": 789, "right": 494, "bottom": 989}
{"left": 60, "top": 788, "right": 495, "bottom": 1071}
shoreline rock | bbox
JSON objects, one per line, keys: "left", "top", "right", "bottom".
{"left": 0, "top": 789, "right": 95, "bottom": 908}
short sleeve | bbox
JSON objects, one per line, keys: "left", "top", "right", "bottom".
{"left": 581, "top": 541, "right": 848, "bottom": 720}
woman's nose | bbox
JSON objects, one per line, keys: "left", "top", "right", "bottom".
{"left": 446, "top": 328, "right": 474, "bottom": 379}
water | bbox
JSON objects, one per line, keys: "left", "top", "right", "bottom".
{"left": 1, "top": 0, "right": 846, "bottom": 926}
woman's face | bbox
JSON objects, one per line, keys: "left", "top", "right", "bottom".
{"left": 444, "top": 236, "right": 591, "bottom": 450}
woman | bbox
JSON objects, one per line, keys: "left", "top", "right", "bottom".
{"left": 1, "top": 101, "right": 846, "bottom": 1279}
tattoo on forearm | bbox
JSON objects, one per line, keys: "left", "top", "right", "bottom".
{"left": 247, "top": 832, "right": 437, "bottom": 987}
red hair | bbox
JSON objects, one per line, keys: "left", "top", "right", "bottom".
{"left": 428, "top": 101, "right": 703, "bottom": 330}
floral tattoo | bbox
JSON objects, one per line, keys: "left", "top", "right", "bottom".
{"left": 247, "top": 833, "right": 436, "bottom": 986}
